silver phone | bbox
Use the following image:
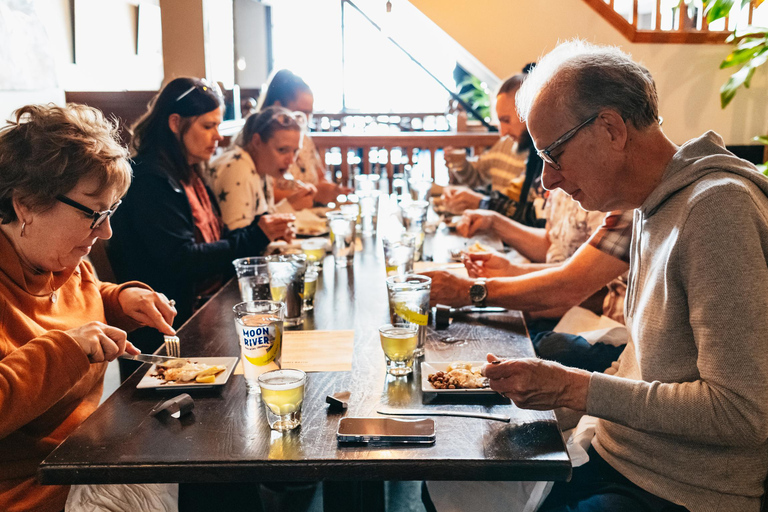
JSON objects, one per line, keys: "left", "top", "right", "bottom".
{"left": 336, "top": 417, "right": 436, "bottom": 444}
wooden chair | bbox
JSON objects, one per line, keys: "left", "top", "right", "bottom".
{"left": 86, "top": 239, "right": 116, "bottom": 283}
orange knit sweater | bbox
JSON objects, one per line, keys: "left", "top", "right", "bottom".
{"left": 0, "top": 231, "right": 147, "bottom": 512}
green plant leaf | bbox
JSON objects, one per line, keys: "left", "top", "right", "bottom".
{"left": 705, "top": 0, "right": 736, "bottom": 23}
{"left": 743, "top": 65, "right": 757, "bottom": 88}
{"left": 753, "top": 135, "right": 768, "bottom": 145}
{"left": 720, "top": 43, "right": 763, "bottom": 68}
{"left": 759, "top": 163, "right": 767, "bottom": 175}
{"left": 720, "top": 64, "right": 753, "bottom": 107}
{"left": 730, "top": 26, "right": 768, "bottom": 39}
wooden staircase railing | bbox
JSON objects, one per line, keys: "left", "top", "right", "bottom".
{"left": 312, "top": 132, "right": 499, "bottom": 190}
{"left": 583, "top": 0, "right": 758, "bottom": 44}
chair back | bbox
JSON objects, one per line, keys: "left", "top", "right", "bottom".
{"left": 87, "top": 239, "right": 116, "bottom": 283}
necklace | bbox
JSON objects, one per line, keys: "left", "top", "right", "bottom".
{"left": 19, "top": 257, "right": 59, "bottom": 303}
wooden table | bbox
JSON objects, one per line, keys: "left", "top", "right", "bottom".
{"left": 39, "top": 227, "right": 571, "bottom": 500}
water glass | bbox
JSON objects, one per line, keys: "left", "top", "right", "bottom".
{"left": 258, "top": 368, "right": 307, "bottom": 432}
{"left": 233, "top": 300, "right": 284, "bottom": 393}
{"left": 392, "top": 172, "right": 408, "bottom": 203}
{"left": 301, "top": 238, "right": 326, "bottom": 271}
{"left": 386, "top": 274, "right": 431, "bottom": 358}
{"left": 401, "top": 201, "right": 429, "bottom": 261}
{"left": 267, "top": 254, "right": 307, "bottom": 326}
{"left": 379, "top": 324, "right": 419, "bottom": 376}
{"left": 340, "top": 199, "right": 361, "bottom": 233}
{"left": 354, "top": 173, "right": 381, "bottom": 194}
{"left": 327, "top": 211, "right": 356, "bottom": 267}
{"left": 233, "top": 257, "right": 271, "bottom": 302}
{"left": 382, "top": 233, "right": 416, "bottom": 277}
{"left": 303, "top": 268, "right": 318, "bottom": 311}
{"left": 359, "top": 191, "right": 381, "bottom": 236}
{"left": 408, "top": 177, "right": 433, "bottom": 203}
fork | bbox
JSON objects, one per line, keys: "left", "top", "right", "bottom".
{"left": 164, "top": 335, "right": 181, "bottom": 357}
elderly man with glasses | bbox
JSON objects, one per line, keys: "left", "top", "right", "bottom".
{"left": 473, "top": 41, "right": 768, "bottom": 512}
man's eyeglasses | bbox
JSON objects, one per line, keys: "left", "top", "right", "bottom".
{"left": 176, "top": 79, "right": 223, "bottom": 103}
{"left": 536, "top": 114, "right": 599, "bottom": 171}
{"left": 56, "top": 195, "right": 122, "bottom": 229}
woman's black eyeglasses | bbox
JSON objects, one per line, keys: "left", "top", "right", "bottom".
{"left": 176, "top": 79, "right": 223, "bottom": 102}
{"left": 56, "top": 195, "right": 122, "bottom": 229}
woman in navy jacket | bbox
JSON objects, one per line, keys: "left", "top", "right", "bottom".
{"left": 109, "top": 77, "right": 293, "bottom": 378}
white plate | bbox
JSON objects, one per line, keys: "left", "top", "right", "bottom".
{"left": 421, "top": 361, "right": 495, "bottom": 395}
{"left": 136, "top": 356, "right": 239, "bottom": 391}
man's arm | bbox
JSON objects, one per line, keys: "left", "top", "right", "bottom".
{"left": 426, "top": 243, "right": 627, "bottom": 310}
{"left": 485, "top": 243, "right": 629, "bottom": 313}
{"left": 459, "top": 210, "right": 551, "bottom": 262}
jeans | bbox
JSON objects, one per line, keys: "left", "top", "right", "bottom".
{"left": 532, "top": 331, "right": 625, "bottom": 373}
{"left": 539, "top": 446, "right": 689, "bottom": 512}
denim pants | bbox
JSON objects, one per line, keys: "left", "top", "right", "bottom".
{"left": 532, "top": 331, "right": 625, "bottom": 373}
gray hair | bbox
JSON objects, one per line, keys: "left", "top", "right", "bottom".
{"left": 516, "top": 40, "right": 659, "bottom": 129}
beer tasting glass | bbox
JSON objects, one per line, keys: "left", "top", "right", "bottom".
{"left": 327, "top": 211, "right": 357, "bottom": 267}
{"left": 379, "top": 324, "right": 419, "bottom": 376}
{"left": 382, "top": 233, "right": 416, "bottom": 277}
{"left": 303, "top": 267, "right": 318, "bottom": 311}
{"left": 386, "top": 274, "right": 431, "bottom": 358}
{"left": 233, "top": 300, "right": 284, "bottom": 393}
{"left": 233, "top": 257, "right": 271, "bottom": 302}
{"left": 267, "top": 254, "right": 307, "bottom": 326}
{"left": 301, "top": 238, "right": 326, "bottom": 271}
{"left": 400, "top": 200, "right": 429, "bottom": 261}
{"left": 258, "top": 368, "right": 307, "bottom": 432}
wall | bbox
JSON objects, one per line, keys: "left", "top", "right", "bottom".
{"left": 233, "top": 0, "right": 270, "bottom": 89}
{"left": 0, "top": 0, "right": 164, "bottom": 119}
{"left": 410, "top": 0, "right": 768, "bottom": 145}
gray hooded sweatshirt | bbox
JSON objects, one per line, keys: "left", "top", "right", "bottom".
{"left": 586, "top": 132, "right": 768, "bottom": 512}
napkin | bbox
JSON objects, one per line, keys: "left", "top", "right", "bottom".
{"left": 553, "top": 307, "right": 627, "bottom": 347}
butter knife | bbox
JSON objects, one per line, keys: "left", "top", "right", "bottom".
{"left": 118, "top": 353, "right": 186, "bottom": 366}
{"left": 377, "top": 407, "right": 510, "bottom": 423}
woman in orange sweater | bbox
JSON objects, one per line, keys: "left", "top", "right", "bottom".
{"left": 0, "top": 104, "right": 176, "bottom": 512}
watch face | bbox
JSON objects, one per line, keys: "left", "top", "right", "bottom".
{"left": 470, "top": 283, "right": 487, "bottom": 302}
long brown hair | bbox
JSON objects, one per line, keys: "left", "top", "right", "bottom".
{"left": 130, "top": 77, "right": 224, "bottom": 182}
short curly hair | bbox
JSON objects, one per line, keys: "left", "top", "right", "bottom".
{"left": 0, "top": 103, "right": 132, "bottom": 224}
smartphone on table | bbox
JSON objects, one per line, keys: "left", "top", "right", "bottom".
{"left": 336, "top": 417, "right": 435, "bottom": 445}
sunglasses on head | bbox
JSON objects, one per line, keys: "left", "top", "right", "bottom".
{"left": 176, "top": 79, "right": 223, "bottom": 103}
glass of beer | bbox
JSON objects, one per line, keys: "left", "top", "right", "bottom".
{"left": 233, "top": 300, "right": 284, "bottom": 393}
{"left": 258, "top": 368, "right": 307, "bottom": 432}
{"left": 303, "top": 268, "right": 318, "bottom": 311}
{"left": 301, "top": 238, "right": 326, "bottom": 271}
{"left": 378, "top": 324, "right": 419, "bottom": 376}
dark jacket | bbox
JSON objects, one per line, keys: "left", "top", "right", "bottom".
{"left": 109, "top": 153, "right": 270, "bottom": 329}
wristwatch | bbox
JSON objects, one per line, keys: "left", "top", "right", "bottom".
{"left": 469, "top": 278, "right": 487, "bottom": 307}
